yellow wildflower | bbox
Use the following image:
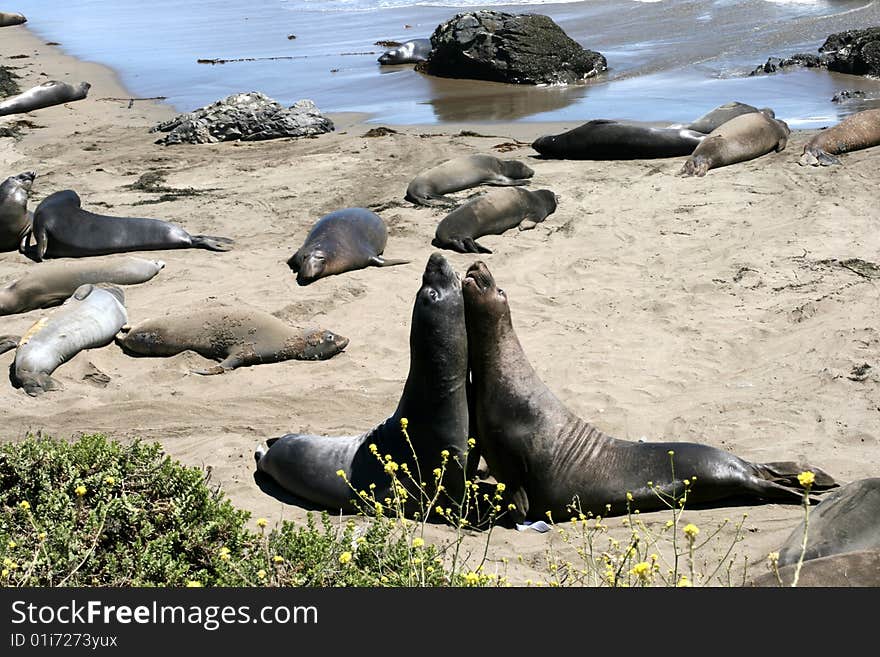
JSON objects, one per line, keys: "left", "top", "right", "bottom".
{"left": 440, "top": 449, "right": 449, "bottom": 459}
{"left": 272, "top": 555, "right": 284, "bottom": 564}
{"left": 339, "top": 551, "right": 353, "bottom": 565}
{"left": 74, "top": 485, "right": 87, "bottom": 497}
{"left": 432, "top": 468, "right": 442, "bottom": 479}
{"left": 256, "top": 518, "right": 268, "bottom": 528}
{"left": 495, "top": 482, "right": 506, "bottom": 493}
{"left": 38, "top": 532, "right": 46, "bottom": 541}
{"left": 412, "top": 537, "right": 425, "bottom": 549}
{"left": 0, "top": 569, "right": 8, "bottom": 578}
{"left": 683, "top": 523, "right": 699, "bottom": 539}
{"left": 7, "top": 540, "right": 15, "bottom": 549}
{"left": 467, "top": 438, "right": 476, "bottom": 448}
{"left": 630, "top": 562, "right": 651, "bottom": 580}
{"left": 677, "top": 576, "right": 693, "bottom": 587}
{"left": 368, "top": 443, "right": 378, "bottom": 454}
{"left": 186, "top": 581, "right": 202, "bottom": 587}
{"left": 798, "top": 471, "right": 815, "bottom": 487}
{"left": 335, "top": 469, "right": 345, "bottom": 478}
{"left": 104, "top": 476, "right": 115, "bottom": 485}
{"left": 464, "top": 571, "right": 480, "bottom": 586}
{"left": 218, "top": 546, "right": 231, "bottom": 561}
{"left": 18, "top": 501, "right": 30, "bottom": 511}
{"left": 256, "top": 570, "right": 266, "bottom": 580}
{"left": 626, "top": 492, "right": 633, "bottom": 502}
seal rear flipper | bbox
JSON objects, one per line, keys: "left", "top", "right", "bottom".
{"left": 190, "top": 235, "right": 234, "bottom": 252}
{"left": 463, "top": 238, "right": 492, "bottom": 254}
{"left": 0, "top": 335, "right": 19, "bottom": 355}
{"left": 817, "top": 151, "right": 840, "bottom": 166}
{"left": 755, "top": 461, "right": 838, "bottom": 490}
{"left": 18, "top": 372, "right": 63, "bottom": 397}
{"left": 369, "top": 255, "right": 410, "bottom": 267}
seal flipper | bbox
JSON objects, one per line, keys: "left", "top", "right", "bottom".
{"left": 192, "top": 354, "right": 244, "bottom": 376}
{"left": 817, "top": 151, "right": 840, "bottom": 166}
{"left": 0, "top": 335, "right": 19, "bottom": 355}
{"left": 18, "top": 372, "right": 63, "bottom": 397}
{"left": 190, "top": 235, "right": 234, "bottom": 252}
{"left": 463, "top": 238, "right": 492, "bottom": 254}
{"left": 754, "top": 461, "right": 837, "bottom": 490}
{"left": 369, "top": 255, "right": 410, "bottom": 267}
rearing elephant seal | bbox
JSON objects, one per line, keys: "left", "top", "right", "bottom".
{"left": 531, "top": 120, "right": 706, "bottom": 160}
{"left": 432, "top": 187, "right": 558, "bottom": 254}
{"left": 378, "top": 38, "right": 432, "bottom": 65}
{"left": 11, "top": 283, "right": 128, "bottom": 396}
{"left": 679, "top": 112, "right": 790, "bottom": 177}
{"left": 287, "top": 207, "right": 408, "bottom": 286}
{"left": 0, "top": 80, "right": 90, "bottom": 117}
{"left": 0, "top": 171, "right": 35, "bottom": 252}
{"left": 0, "top": 12, "right": 27, "bottom": 27}
{"left": 116, "top": 306, "right": 349, "bottom": 375}
{"left": 799, "top": 108, "right": 880, "bottom": 166}
{"left": 255, "top": 253, "right": 472, "bottom": 513}
{"left": 683, "top": 102, "right": 775, "bottom": 134}
{"left": 23, "top": 189, "right": 233, "bottom": 261}
{"left": 462, "top": 260, "right": 837, "bottom": 523}
{"left": 0, "top": 256, "right": 165, "bottom": 317}
{"left": 405, "top": 154, "right": 535, "bottom": 207}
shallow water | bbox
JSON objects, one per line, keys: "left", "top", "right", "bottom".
{"left": 10, "top": 0, "right": 880, "bottom": 127}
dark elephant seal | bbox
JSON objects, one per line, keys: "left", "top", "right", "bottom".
{"left": 23, "top": 189, "right": 233, "bottom": 261}
{"left": 0, "top": 80, "right": 90, "bottom": 117}
{"left": 378, "top": 38, "right": 432, "bottom": 65}
{"left": 683, "top": 102, "right": 775, "bottom": 134}
{"left": 0, "top": 12, "right": 26, "bottom": 27}
{"left": 0, "top": 171, "right": 34, "bottom": 252}
{"left": 11, "top": 283, "right": 127, "bottom": 396}
{"left": 116, "top": 306, "right": 349, "bottom": 375}
{"left": 749, "top": 550, "right": 880, "bottom": 587}
{"left": 287, "top": 207, "right": 408, "bottom": 286}
{"left": 462, "top": 260, "right": 837, "bottom": 523}
{"left": 773, "top": 477, "right": 880, "bottom": 568}
{"left": 432, "top": 187, "right": 558, "bottom": 254}
{"left": 255, "top": 253, "right": 471, "bottom": 513}
{"left": 405, "top": 154, "right": 534, "bottom": 207}
{"left": 531, "top": 120, "right": 706, "bottom": 160}
{"left": 0, "top": 255, "right": 164, "bottom": 317}
{"left": 799, "top": 108, "right": 880, "bottom": 166}
{"left": 679, "top": 112, "right": 790, "bottom": 177}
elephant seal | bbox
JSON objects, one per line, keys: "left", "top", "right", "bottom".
{"left": 0, "top": 256, "right": 165, "bottom": 317}
{"left": 405, "top": 154, "right": 535, "bottom": 207}
{"left": 23, "top": 189, "right": 233, "bottom": 261}
{"left": 432, "top": 187, "right": 558, "bottom": 254}
{"left": 462, "top": 260, "right": 837, "bottom": 523}
{"left": 0, "top": 80, "right": 90, "bottom": 117}
{"left": 116, "top": 307, "right": 349, "bottom": 374}
{"left": 0, "top": 12, "right": 26, "bottom": 27}
{"left": 679, "top": 112, "right": 790, "bottom": 177}
{"left": 531, "top": 120, "right": 706, "bottom": 160}
{"left": 773, "top": 477, "right": 880, "bottom": 568}
{"left": 11, "top": 283, "right": 127, "bottom": 396}
{"left": 255, "top": 253, "right": 471, "bottom": 513}
{"left": 683, "top": 102, "right": 775, "bottom": 134}
{"left": 749, "top": 549, "right": 880, "bottom": 587}
{"left": 287, "top": 207, "right": 408, "bottom": 286}
{"left": 0, "top": 171, "right": 35, "bottom": 252}
{"left": 378, "top": 38, "right": 432, "bottom": 65}
{"left": 799, "top": 108, "right": 880, "bottom": 166}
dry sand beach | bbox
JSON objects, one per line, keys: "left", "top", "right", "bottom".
{"left": 2, "top": 23, "right": 879, "bottom": 586}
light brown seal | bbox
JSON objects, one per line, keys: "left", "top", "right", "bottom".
{"left": 0, "top": 80, "right": 90, "bottom": 117}
{"left": 405, "top": 154, "right": 534, "bottom": 207}
{"left": 799, "top": 108, "right": 880, "bottom": 166}
{"left": 0, "top": 11, "right": 26, "bottom": 27}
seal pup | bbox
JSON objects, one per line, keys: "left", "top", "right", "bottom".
{"left": 11, "top": 283, "right": 128, "bottom": 396}
{"left": 0, "top": 170, "right": 35, "bottom": 252}
{"left": 116, "top": 307, "right": 349, "bottom": 375}
{"left": 287, "top": 207, "right": 408, "bottom": 286}
{"left": 799, "top": 108, "right": 880, "bottom": 166}
{"left": 255, "top": 253, "right": 471, "bottom": 513}
{"left": 432, "top": 187, "right": 558, "bottom": 254}
{"left": 0, "top": 12, "right": 26, "bottom": 27}
{"left": 679, "top": 112, "right": 790, "bottom": 177}
{"left": 23, "top": 189, "right": 233, "bottom": 261}
{"left": 405, "top": 154, "right": 534, "bottom": 207}
{"left": 378, "top": 38, "right": 432, "bottom": 65}
{"left": 0, "top": 256, "right": 165, "bottom": 317}
{"left": 683, "top": 102, "right": 775, "bottom": 134}
{"left": 0, "top": 80, "right": 90, "bottom": 117}
{"left": 462, "top": 260, "right": 837, "bottom": 523}
{"left": 531, "top": 120, "right": 706, "bottom": 160}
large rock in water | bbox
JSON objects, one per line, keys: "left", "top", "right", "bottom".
{"left": 421, "top": 11, "right": 606, "bottom": 85}
{"left": 151, "top": 93, "right": 334, "bottom": 145}
{"left": 751, "top": 26, "right": 880, "bottom": 77}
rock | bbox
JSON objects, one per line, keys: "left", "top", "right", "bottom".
{"left": 819, "top": 27, "right": 880, "bottom": 77}
{"left": 0, "top": 65, "right": 20, "bottom": 97}
{"left": 151, "top": 93, "right": 334, "bottom": 145}
{"left": 750, "top": 53, "right": 824, "bottom": 76}
{"left": 831, "top": 89, "right": 866, "bottom": 103}
{"left": 420, "top": 10, "right": 606, "bottom": 85}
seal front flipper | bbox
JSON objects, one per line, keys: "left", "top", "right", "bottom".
{"left": 17, "top": 371, "right": 63, "bottom": 397}
{"left": 462, "top": 238, "right": 491, "bottom": 254}
{"left": 0, "top": 335, "right": 19, "bottom": 355}
{"left": 369, "top": 255, "right": 410, "bottom": 267}
{"left": 192, "top": 354, "right": 243, "bottom": 375}
{"left": 190, "top": 235, "right": 234, "bottom": 252}
{"left": 800, "top": 148, "right": 841, "bottom": 167}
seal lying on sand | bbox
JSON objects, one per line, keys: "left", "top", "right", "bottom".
{"left": 378, "top": 38, "right": 432, "bottom": 65}
{"left": 531, "top": 120, "right": 705, "bottom": 160}
{"left": 0, "top": 255, "right": 164, "bottom": 316}
{"left": 10, "top": 283, "right": 128, "bottom": 396}
{"left": 0, "top": 80, "right": 90, "bottom": 116}
{"left": 679, "top": 112, "right": 790, "bottom": 177}
{"left": 255, "top": 253, "right": 471, "bottom": 513}
{"left": 23, "top": 189, "right": 233, "bottom": 260}
{"left": 799, "top": 108, "right": 880, "bottom": 166}
{"left": 405, "top": 154, "right": 534, "bottom": 207}
{"left": 0, "top": 171, "right": 35, "bottom": 252}
{"left": 287, "top": 207, "right": 408, "bottom": 286}
{"left": 683, "top": 102, "right": 775, "bottom": 134}
{"left": 116, "top": 307, "right": 349, "bottom": 375}
{"left": 432, "top": 187, "right": 558, "bottom": 254}
{"left": 462, "top": 260, "right": 837, "bottom": 523}
{"left": 0, "top": 12, "right": 26, "bottom": 27}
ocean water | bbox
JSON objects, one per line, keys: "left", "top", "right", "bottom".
{"left": 9, "top": 0, "right": 880, "bottom": 127}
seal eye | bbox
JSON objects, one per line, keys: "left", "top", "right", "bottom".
{"left": 429, "top": 289, "right": 438, "bottom": 301}
{"left": 325, "top": 333, "right": 334, "bottom": 342}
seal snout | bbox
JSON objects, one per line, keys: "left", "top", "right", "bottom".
{"left": 463, "top": 261, "right": 494, "bottom": 293}
{"left": 423, "top": 252, "right": 455, "bottom": 285}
